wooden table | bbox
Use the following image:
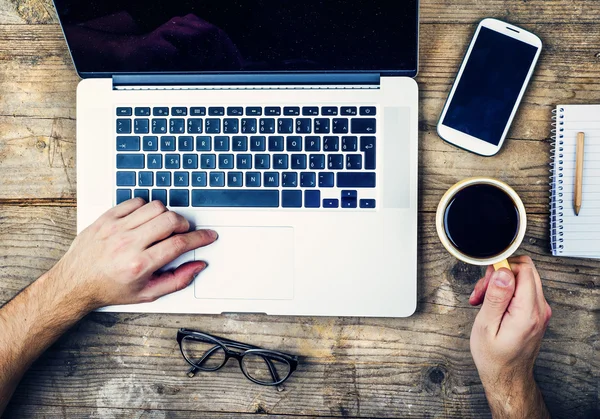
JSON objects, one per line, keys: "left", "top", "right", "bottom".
{"left": 0, "top": 1, "right": 598, "bottom": 417}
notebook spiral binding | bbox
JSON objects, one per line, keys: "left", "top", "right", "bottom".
{"left": 549, "top": 107, "right": 565, "bottom": 254}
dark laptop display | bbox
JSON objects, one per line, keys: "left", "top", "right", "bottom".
{"left": 53, "top": 0, "right": 419, "bottom": 76}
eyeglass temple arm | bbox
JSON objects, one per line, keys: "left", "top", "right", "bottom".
{"left": 186, "top": 345, "right": 222, "bottom": 377}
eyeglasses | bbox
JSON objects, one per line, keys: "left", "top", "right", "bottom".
{"left": 177, "top": 328, "right": 298, "bottom": 386}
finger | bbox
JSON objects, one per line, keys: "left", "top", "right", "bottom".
{"left": 139, "top": 261, "right": 207, "bottom": 302}
{"left": 469, "top": 265, "right": 495, "bottom": 306}
{"left": 103, "top": 197, "right": 146, "bottom": 220}
{"left": 122, "top": 200, "right": 168, "bottom": 230}
{"left": 144, "top": 229, "right": 218, "bottom": 272}
{"left": 135, "top": 211, "right": 191, "bottom": 247}
{"left": 509, "top": 256, "right": 547, "bottom": 308}
{"left": 475, "top": 268, "right": 516, "bottom": 336}
{"left": 504, "top": 261, "right": 539, "bottom": 311}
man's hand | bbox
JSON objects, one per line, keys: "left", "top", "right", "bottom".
{"left": 51, "top": 198, "right": 217, "bottom": 310}
{"left": 469, "top": 256, "right": 552, "bottom": 418}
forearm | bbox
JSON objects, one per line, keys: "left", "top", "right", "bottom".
{"left": 0, "top": 268, "right": 92, "bottom": 413}
{"left": 485, "top": 375, "right": 550, "bottom": 419}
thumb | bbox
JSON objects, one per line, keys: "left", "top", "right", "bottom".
{"left": 140, "top": 261, "right": 207, "bottom": 302}
{"left": 477, "top": 268, "right": 516, "bottom": 335}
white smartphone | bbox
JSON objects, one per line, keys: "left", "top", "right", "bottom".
{"left": 437, "top": 18, "right": 542, "bottom": 156}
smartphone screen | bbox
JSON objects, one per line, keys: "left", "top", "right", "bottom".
{"left": 442, "top": 27, "right": 539, "bottom": 146}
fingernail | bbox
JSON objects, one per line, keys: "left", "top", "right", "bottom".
{"left": 193, "top": 262, "right": 207, "bottom": 276}
{"left": 493, "top": 270, "right": 512, "bottom": 287}
{"left": 207, "top": 229, "right": 218, "bottom": 240}
{"left": 469, "top": 290, "right": 475, "bottom": 299}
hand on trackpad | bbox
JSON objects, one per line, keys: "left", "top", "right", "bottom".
{"left": 194, "top": 226, "right": 294, "bottom": 300}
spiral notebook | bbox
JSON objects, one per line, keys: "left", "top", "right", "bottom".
{"left": 550, "top": 105, "right": 600, "bottom": 258}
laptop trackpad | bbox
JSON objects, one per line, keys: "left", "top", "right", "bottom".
{"left": 193, "top": 226, "right": 294, "bottom": 300}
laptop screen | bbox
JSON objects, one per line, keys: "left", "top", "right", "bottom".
{"left": 53, "top": 0, "right": 419, "bottom": 76}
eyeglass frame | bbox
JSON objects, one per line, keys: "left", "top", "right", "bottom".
{"left": 177, "top": 328, "right": 299, "bottom": 386}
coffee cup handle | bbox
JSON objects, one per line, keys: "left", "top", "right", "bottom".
{"left": 493, "top": 259, "right": 511, "bottom": 271}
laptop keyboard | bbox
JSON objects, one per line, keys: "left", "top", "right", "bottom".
{"left": 115, "top": 106, "right": 377, "bottom": 209}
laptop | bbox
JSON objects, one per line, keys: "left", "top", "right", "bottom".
{"left": 53, "top": 0, "right": 419, "bottom": 317}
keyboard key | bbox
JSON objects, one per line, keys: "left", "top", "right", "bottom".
{"left": 135, "top": 107, "right": 150, "bottom": 116}
{"left": 305, "top": 136, "right": 321, "bottom": 152}
{"left": 284, "top": 106, "right": 300, "bottom": 116}
{"left": 246, "top": 107, "right": 262, "bottom": 116}
{"left": 236, "top": 154, "right": 252, "bottom": 169}
{"left": 341, "top": 106, "right": 357, "bottom": 116}
{"left": 341, "top": 190, "right": 357, "bottom": 199}
{"left": 160, "top": 136, "right": 176, "bottom": 151}
{"left": 205, "top": 119, "right": 221, "bottom": 134}
{"left": 191, "top": 107, "right": 206, "bottom": 116}
{"left": 152, "top": 189, "right": 168, "bottom": 206}
{"left": 342, "top": 197, "right": 357, "bottom": 208}
{"left": 170, "top": 119, "right": 185, "bottom": 134}
{"left": 152, "top": 119, "right": 167, "bottom": 134}
{"left": 227, "top": 172, "right": 243, "bottom": 187}
{"left": 360, "top": 106, "right": 377, "bottom": 116}
{"left": 134, "top": 189, "right": 150, "bottom": 202}
{"left": 223, "top": 119, "right": 239, "bottom": 134}
{"left": 250, "top": 136, "right": 266, "bottom": 151}
{"left": 172, "top": 107, "right": 187, "bottom": 116}
{"left": 337, "top": 172, "right": 376, "bottom": 188}
{"left": 282, "top": 172, "right": 298, "bottom": 188}
{"left": 323, "top": 199, "right": 339, "bottom": 208}
{"left": 265, "top": 107, "right": 281, "bottom": 116}
{"left": 333, "top": 118, "right": 349, "bottom": 134}
{"left": 227, "top": 107, "right": 243, "bottom": 116}
{"left": 347, "top": 154, "right": 362, "bottom": 170}
{"left": 268, "top": 136, "right": 284, "bottom": 152}
{"left": 282, "top": 190, "right": 302, "bottom": 208}
{"left": 153, "top": 107, "right": 169, "bottom": 116}
{"left": 116, "top": 119, "right": 132, "bottom": 134}
{"left": 319, "top": 172, "right": 334, "bottom": 187}
{"left": 219, "top": 154, "right": 234, "bottom": 169}
{"left": 201, "top": 154, "right": 216, "bottom": 169}
{"left": 273, "top": 154, "right": 288, "bottom": 169}
{"left": 291, "top": 154, "right": 307, "bottom": 170}
{"left": 259, "top": 118, "right": 276, "bottom": 134}
{"left": 214, "top": 136, "right": 230, "bottom": 151}
{"left": 183, "top": 154, "right": 198, "bottom": 169}
{"left": 116, "top": 136, "right": 140, "bottom": 151}
{"left": 134, "top": 119, "right": 149, "bottom": 134}
{"left": 156, "top": 172, "right": 172, "bottom": 187}
{"left": 360, "top": 136, "right": 377, "bottom": 170}
{"left": 255, "top": 154, "right": 270, "bottom": 169}
{"left": 242, "top": 118, "right": 257, "bottom": 134}
{"left": 209, "top": 107, "right": 225, "bottom": 116}
{"left": 232, "top": 136, "right": 248, "bottom": 151}
{"left": 192, "top": 190, "right": 278, "bottom": 207}
{"left": 278, "top": 119, "right": 294, "bottom": 134}
{"left": 147, "top": 154, "right": 162, "bottom": 169}
{"left": 187, "top": 118, "right": 203, "bottom": 134}
{"left": 165, "top": 154, "right": 180, "bottom": 169}
{"left": 342, "top": 136, "right": 358, "bottom": 151}
{"left": 351, "top": 118, "right": 376, "bottom": 134}
{"left": 302, "top": 107, "right": 319, "bottom": 116}
{"left": 138, "top": 171, "right": 153, "bottom": 187}
{"left": 304, "top": 190, "right": 321, "bottom": 208}
{"left": 116, "top": 171, "right": 136, "bottom": 186}
{"left": 174, "top": 171, "right": 189, "bottom": 187}
{"left": 287, "top": 136, "right": 302, "bottom": 151}
{"left": 309, "top": 154, "right": 325, "bottom": 170}
{"left": 314, "top": 119, "right": 330, "bottom": 134}
{"left": 210, "top": 172, "right": 225, "bottom": 187}
{"left": 196, "top": 136, "right": 211, "bottom": 151}
{"left": 360, "top": 199, "right": 376, "bottom": 208}
{"left": 264, "top": 172, "right": 279, "bottom": 187}
{"left": 324, "top": 136, "right": 339, "bottom": 152}
{"left": 296, "top": 119, "right": 312, "bottom": 134}
{"left": 169, "top": 189, "right": 189, "bottom": 207}
{"left": 322, "top": 107, "right": 338, "bottom": 116}
{"left": 116, "top": 154, "right": 144, "bottom": 169}
{"left": 301, "top": 172, "right": 316, "bottom": 188}
{"left": 328, "top": 154, "right": 344, "bottom": 170}
{"left": 192, "top": 172, "right": 207, "bottom": 187}
{"left": 246, "top": 172, "right": 261, "bottom": 187}
{"left": 178, "top": 136, "right": 193, "bottom": 151}
{"left": 116, "top": 189, "right": 132, "bottom": 204}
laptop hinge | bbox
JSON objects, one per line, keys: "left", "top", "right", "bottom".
{"left": 112, "top": 73, "right": 380, "bottom": 89}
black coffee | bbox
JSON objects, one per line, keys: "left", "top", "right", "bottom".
{"left": 444, "top": 184, "right": 519, "bottom": 258}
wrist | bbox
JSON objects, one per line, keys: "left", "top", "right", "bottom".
{"left": 44, "top": 262, "right": 99, "bottom": 315}
{"left": 484, "top": 372, "right": 539, "bottom": 417}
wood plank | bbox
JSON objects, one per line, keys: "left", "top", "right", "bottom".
{"left": 1, "top": 206, "right": 597, "bottom": 418}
